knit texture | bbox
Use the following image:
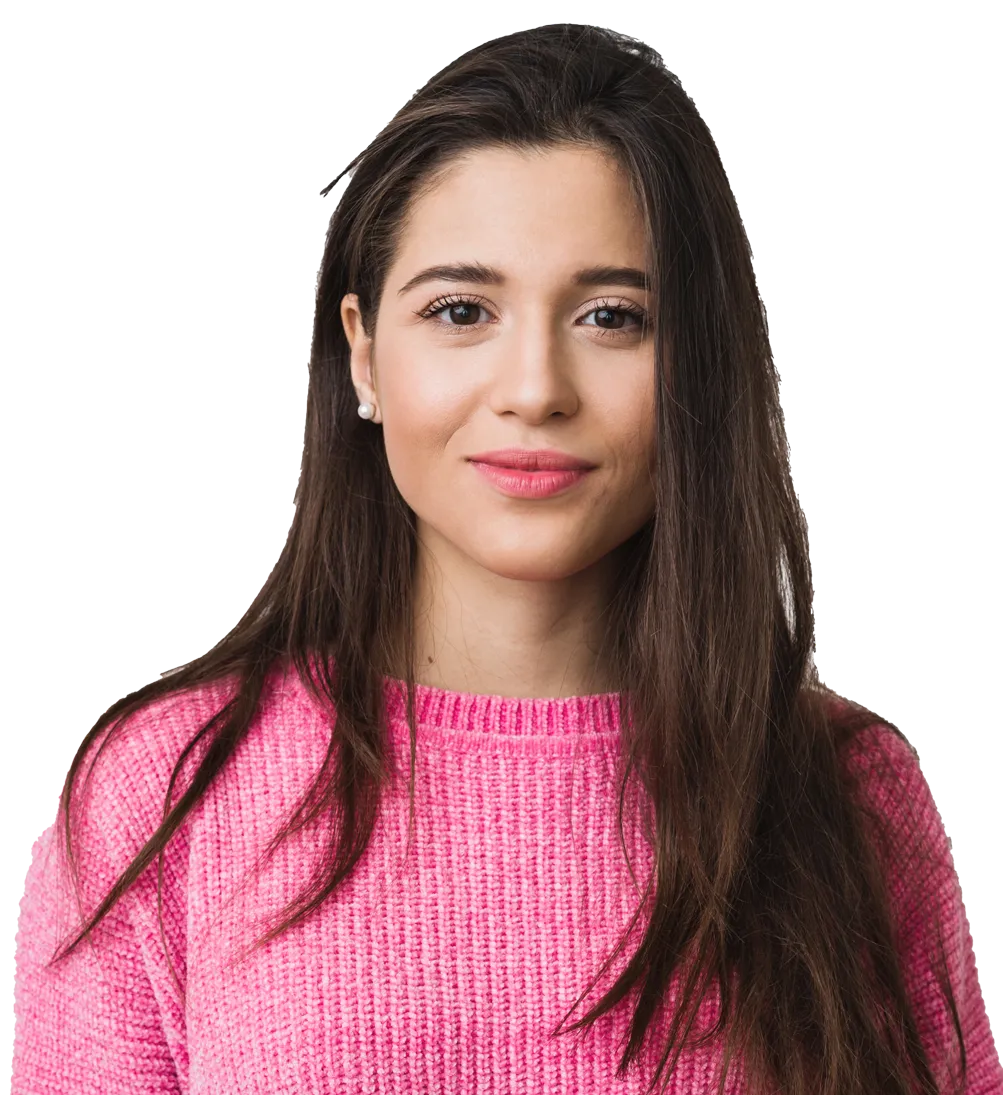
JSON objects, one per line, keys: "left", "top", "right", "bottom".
{"left": 10, "top": 664, "right": 1003, "bottom": 1094}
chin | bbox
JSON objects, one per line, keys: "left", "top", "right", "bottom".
{"left": 469, "top": 544, "right": 604, "bottom": 583}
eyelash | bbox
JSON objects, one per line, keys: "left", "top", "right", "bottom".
{"left": 414, "top": 293, "right": 649, "bottom": 340}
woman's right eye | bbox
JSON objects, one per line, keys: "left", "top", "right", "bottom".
{"left": 416, "top": 295, "right": 489, "bottom": 328}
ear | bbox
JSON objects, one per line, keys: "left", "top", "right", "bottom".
{"left": 340, "top": 293, "right": 382, "bottom": 424}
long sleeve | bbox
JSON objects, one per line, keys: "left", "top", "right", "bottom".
{"left": 11, "top": 820, "right": 183, "bottom": 1094}
{"left": 856, "top": 726, "right": 1003, "bottom": 1094}
{"left": 11, "top": 706, "right": 191, "bottom": 1095}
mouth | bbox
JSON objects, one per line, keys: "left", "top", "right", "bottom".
{"left": 472, "top": 461, "right": 592, "bottom": 472}
{"left": 465, "top": 449, "right": 597, "bottom": 472}
{"left": 469, "top": 460, "right": 594, "bottom": 499}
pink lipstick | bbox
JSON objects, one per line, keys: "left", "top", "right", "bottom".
{"left": 470, "top": 463, "right": 591, "bottom": 498}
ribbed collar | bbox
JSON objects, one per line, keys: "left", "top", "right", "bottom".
{"left": 381, "top": 675, "right": 623, "bottom": 737}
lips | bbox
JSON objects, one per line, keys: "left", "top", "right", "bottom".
{"left": 466, "top": 448, "right": 596, "bottom": 471}
{"left": 470, "top": 460, "right": 592, "bottom": 499}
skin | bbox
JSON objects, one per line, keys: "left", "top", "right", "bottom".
{"left": 340, "top": 143, "right": 657, "bottom": 699}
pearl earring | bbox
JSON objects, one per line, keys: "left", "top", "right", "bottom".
{"left": 357, "top": 402, "right": 375, "bottom": 420}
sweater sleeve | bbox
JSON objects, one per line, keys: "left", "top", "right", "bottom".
{"left": 856, "top": 725, "right": 1003, "bottom": 1095}
{"left": 11, "top": 719, "right": 187, "bottom": 1094}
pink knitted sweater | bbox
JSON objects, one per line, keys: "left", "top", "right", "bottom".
{"left": 11, "top": 665, "right": 1003, "bottom": 1093}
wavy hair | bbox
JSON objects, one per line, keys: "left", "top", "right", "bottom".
{"left": 50, "top": 23, "right": 965, "bottom": 1095}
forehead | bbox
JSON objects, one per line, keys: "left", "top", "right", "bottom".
{"left": 392, "top": 144, "right": 648, "bottom": 278}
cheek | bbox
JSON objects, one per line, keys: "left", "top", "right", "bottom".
{"left": 607, "top": 374, "right": 657, "bottom": 479}
{"left": 379, "top": 378, "right": 462, "bottom": 510}
{"left": 383, "top": 427, "right": 443, "bottom": 509}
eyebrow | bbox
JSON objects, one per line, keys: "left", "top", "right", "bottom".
{"left": 396, "top": 261, "right": 650, "bottom": 297}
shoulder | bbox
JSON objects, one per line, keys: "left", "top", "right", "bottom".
{"left": 834, "top": 712, "right": 957, "bottom": 928}
{"left": 839, "top": 717, "right": 935, "bottom": 828}
{"left": 836, "top": 709, "right": 937, "bottom": 831}
{"left": 67, "top": 675, "right": 243, "bottom": 868}
{"left": 71, "top": 661, "right": 327, "bottom": 856}
{"left": 841, "top": 718, "right": 923, "bottom": 796}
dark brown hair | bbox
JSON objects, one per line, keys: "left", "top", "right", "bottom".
{"left": 50, "top": 23, "right": 965, "bottom": 1095}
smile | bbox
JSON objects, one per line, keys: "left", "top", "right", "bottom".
{"left": 469, "top": 461, "right": 593, "bottom": 499}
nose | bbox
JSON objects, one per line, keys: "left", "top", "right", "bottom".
{"left": 485, "top": 311, "right": 580, "bottom": 422}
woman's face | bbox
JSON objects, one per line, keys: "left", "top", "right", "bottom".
{"left": 341, "top": 143, "right": 657, "bottom": 584}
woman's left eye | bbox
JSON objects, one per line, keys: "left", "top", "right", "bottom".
{"left": 415, "top": 295, "right": 648, "bottom": 338}
{"left": 579, "top": 303, "right": 648, "bottom": 335}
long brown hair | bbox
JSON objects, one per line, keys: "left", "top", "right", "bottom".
{"left": 49, "top": 23, "right": 966, "bottom": 1095}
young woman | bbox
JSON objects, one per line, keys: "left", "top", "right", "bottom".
{"left": 11, "top": 23, "right": 1001, "bottom": 1095}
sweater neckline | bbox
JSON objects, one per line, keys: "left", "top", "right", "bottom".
{"left": 380, "top": 675, "right": 623, "bottom": 737}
